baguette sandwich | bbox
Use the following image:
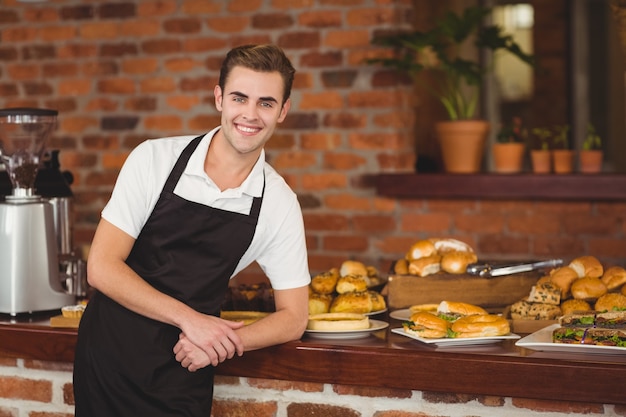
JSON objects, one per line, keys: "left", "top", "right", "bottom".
{"left": 402, "top": 311, "right": 450, "bottom": 339}
{"left": 553, "top": 310, "right": 626, "bottom": 347}
{"left": 559, "top": 310, "right": 626, "bottom": 329}
{"left": 437, "top": 300, "right": 488, "bottom": 321}
{"left": 552, "top": 327, "right": 626, "bottom": 347}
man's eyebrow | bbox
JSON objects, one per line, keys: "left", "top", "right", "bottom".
{"left": 229, "top": 90, "right": 278, "bottom": 103}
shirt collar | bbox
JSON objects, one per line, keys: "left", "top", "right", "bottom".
{"left": 186, "top": 127, "right": 265, "bottom": 198}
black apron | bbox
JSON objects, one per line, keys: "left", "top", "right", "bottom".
{"left": 74, "top": 134, "right": 263, "bottom": 416}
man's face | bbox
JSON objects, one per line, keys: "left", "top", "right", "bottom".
{"left": 214, "top": 66, "right": 290, "bottom": 156}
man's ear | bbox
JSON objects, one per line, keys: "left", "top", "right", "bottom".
{"left": 278, "top": 98, "right": 291, "bottom": 123}
{"left": 214, "top": 85, "right": 223, "bottom": 111}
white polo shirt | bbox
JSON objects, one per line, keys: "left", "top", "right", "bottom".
{"left": 101, "top": 127, "right": 310, "bottom": 290}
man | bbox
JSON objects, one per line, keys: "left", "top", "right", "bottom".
{"left": 73, "top": 44, "right": 310, "bottom": 416}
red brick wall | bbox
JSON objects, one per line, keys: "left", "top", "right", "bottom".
{"left": 0, "top": 0, "right": 625, "bottom": 283}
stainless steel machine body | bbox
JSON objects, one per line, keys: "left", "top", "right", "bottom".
{"left": 0, "top": 197, "right": 74, "bottom": 314}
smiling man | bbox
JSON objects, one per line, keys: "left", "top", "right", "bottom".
{"left": 73, "top": 45, "right": 310, "bottom": 417}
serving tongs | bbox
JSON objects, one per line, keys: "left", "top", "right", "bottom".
{"left": 466, "top": 259, "right": 564, "bottom": 277}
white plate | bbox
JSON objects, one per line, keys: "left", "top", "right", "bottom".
{"left": 305, "top": 319, "right": 389, "bottom": 340}
{"left": 366, "top": 308, "right": 387, "bottom": 316}
{"left": 389, "top": 308, "right": 412, "bottom": 321}
{"left": 391, "top": 327, "right": 520, "bottom": 346}
{"left": 516, "top": 324, "right": 626, "bottom": 355}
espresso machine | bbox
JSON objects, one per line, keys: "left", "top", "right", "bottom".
{"left": 0, "top": 107, "right": 76, "bottom": 316}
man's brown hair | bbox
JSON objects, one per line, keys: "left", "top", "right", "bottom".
{"left": 218, "top": 44, "right": 296, "bottom": 105}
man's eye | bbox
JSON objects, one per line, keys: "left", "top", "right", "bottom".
{"left": 234, "top": 96, "right": 246, "bottom": 103}
{"left": 260, "top": 101, "right": 273, "bottom": 108}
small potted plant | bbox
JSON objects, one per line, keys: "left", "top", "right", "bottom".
{"left": 493, "top": 117, "right": 526, "bottom": 173}
{"left": 579, "top": 123, "right": 603, "bottom": 173}
{"left": 529, "top": 127, "right": 552, "bottom": 174}
{"left": 367, "top": 6, "right": 534, "bottom": 173}
{"left": 551, "top": 124, "right": 573, "bottom": 174}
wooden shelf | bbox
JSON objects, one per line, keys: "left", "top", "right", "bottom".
{"left": 375, "top": 173, "right": 626, "bottom": 201}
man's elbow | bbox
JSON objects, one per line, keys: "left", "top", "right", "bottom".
{"left": 289, "top": 315, "right": 308, "bottom": 341}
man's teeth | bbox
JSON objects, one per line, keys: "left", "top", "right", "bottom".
{"left": 238, "top": 125, "right": 258, "bottom": 133}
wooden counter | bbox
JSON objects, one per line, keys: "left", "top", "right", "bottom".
{"left": 2, "top": 313, "right": 625, "bottom": 406}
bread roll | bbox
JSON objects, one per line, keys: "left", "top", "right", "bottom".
{"left": 330, "top": 291, "right": 372, "bottom": 314}
{"left": 595, "top": 293, "right": 626, "bottom": 312}
{"left": 560, "top": 298, "right": 592, "bottom": 315}
{"left": 549, "top": 266, "right": 579, "bottom": 298}
{"left": 393, "top": 258, "right": 409, "bottom": 275}
{"left": 339, "top": 260, "right": 368, "bottom": 278}
{"left": 527, "top": 282, "right": 561, "bottom": 305}
{"left": 623, "top": 283, "right": 626, "bottom": 297}
{"left": 307, "top": 313, "right": 370, "bottom": 331}
{"left": 437, "top": 300, "right": 487, "bottom": 317}
{"left": 308, "top": 293, "right": 332, "bottom": 315}
{"left": 601, "top": 266, "right": 626, "bottom": 291}
{"left": 310, "top": 268, "right": 339, "bottom": 294}
{"left": 440, "top": 251, "right": 478, "bottom": 274}
{"left": 403, "top": 311, "right": 449, "bottom": 338}
{"left": 571, "top": 277, "right": 607, "bottom": 300}
{"left": 366, "top": 265, "right": 379, "bottom": 278}
{"left": 408, "top": 254, "right": 441, "bottom": 277}
{"left": 367, "top": 290, "right": 386, "bottom": 312}
{"left": 451, "top": 314, "right": 510, "bottom": 338}
{"left": 406, "top": 240, "right": 437, "bottom": 260}
{"left": 569, "top": 255, "right": 603, "bottom": 278}
{"left": 431, "top": 238, "right": 474, "bottom": 254}
{"left": 335, "top": 275, "right": 368, "bottom": 294}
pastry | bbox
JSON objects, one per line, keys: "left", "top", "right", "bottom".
{"left": 310, "top": 268, "right": 339, "bottom": 294}
{"left": 308, "top": 293, "right": 332, "bottom": 315}
{"left": 330, "top": 291, "right": 373, "bottom": 314}
{"left": 335, "top": 275, "right": 368, "bottom": 294}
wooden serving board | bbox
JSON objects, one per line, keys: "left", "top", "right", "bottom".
{"left": 49, "top": 315, "right": 81, "bottom": 328}
{"left": 387, "top": 271, "right": 541, "bottom": 311}
{"left": 510, "top": 319, "right": 558, "bottom": 334}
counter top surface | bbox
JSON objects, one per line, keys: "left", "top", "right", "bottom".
{"left": 2, "top": 312, "right": 625, "bottom": 405}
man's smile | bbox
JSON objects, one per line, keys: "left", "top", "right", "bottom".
{"left": 236, "top": 124, "right": 261, "bottom": 134}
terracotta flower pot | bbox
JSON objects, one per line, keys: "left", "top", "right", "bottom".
{"left": 436, "top": 120, "right": 489, "bottom": 173}
{"left": 530, "top": 150, "right": 551, "bottom": 174}
{"left": 552, "top": 149, "right": 574, "bottom": 174}
{"left": 492, "top": 142, "right": 525, "bottom": 173}
{"left": 579, "top": 150, "right": 603, "bottom": 174}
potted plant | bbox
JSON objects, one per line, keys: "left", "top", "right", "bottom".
{"left": 529, "top": 127, "right": 552, "bottom": 174}
{"left": 492, "top": 117, "right": 526, "bottom": 173}
{"left": 579, "top": 123, "right": 603, "bottom": 173}
{"left": 367, "top": 6, "right": 534, "bottom": 173}
{"left": 551, "top": 124, "right": 573, "bottom": 174}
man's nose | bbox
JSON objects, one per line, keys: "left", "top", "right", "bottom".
{"left": 241, "top": 102, "right": 259, "bottom": 120}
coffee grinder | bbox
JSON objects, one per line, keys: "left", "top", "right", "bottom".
{"left": 0, "top": 108, "right": 75, "bottom": 315}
